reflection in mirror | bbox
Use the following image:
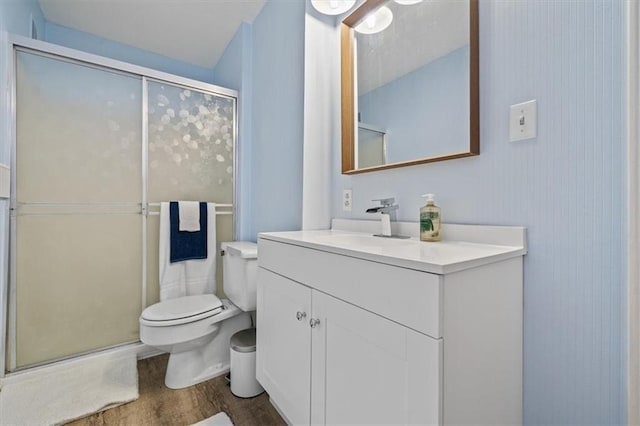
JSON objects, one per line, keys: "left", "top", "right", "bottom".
{"left": 341, "top": 0, "right": 479, "bottom": 174}
{"left": 358, "top": 123, "right": 386, "bottom": 168}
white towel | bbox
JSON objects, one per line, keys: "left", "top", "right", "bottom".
{"left": 178, "top": 201, "right": 201, "bottom": 232}
{"left": 159, "top": 202, "right": 217, "bottom": 301}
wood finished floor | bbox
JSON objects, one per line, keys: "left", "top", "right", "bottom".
{"left": 66, "top": 354, "right": 286, "bottom": 426}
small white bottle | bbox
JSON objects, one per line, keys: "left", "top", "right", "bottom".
{"left": 420, "top": 194, "right": 441, "bottom": 242}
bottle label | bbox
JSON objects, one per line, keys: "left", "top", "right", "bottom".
{"left": 420, "top": 211, "right": 441, "bottom": 241}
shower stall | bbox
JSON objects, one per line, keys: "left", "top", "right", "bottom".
{"left": 2, "top": 37, "right": 238, "bottom": 373}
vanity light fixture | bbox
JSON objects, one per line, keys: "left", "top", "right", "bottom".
{"left": 354, "top": 6, "right": 393, "bottom": 34}
{"left": 394, "top": 0, "right": 424, "bottom": 5}
{"left": 311, "top": 0, "right": 356, "bottom": 15}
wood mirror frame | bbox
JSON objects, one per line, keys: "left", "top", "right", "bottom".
{"left": 341, "top": 0, "right": 479, "bottom": 174}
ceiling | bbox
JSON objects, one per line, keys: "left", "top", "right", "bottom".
{"left": 38, "top": 0, "right": 267, "bottom": 69}
{"left": 356, "top": 0, "right": 469, "bottom": 95}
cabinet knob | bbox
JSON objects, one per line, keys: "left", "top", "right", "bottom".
{"left": 296, "top": 311, "right": 307, "bottom": 321}
{"left": 309, "top": 318, "right": 320, "bottom": 328}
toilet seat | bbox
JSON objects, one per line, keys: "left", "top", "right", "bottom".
{"left": 140, "top": 294, "right": 223, "bottom": 327}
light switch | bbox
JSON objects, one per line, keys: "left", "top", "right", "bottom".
{"left": 509, "top": 100, "right": 537, "bottom": 142}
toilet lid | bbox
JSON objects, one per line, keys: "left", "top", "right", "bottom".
{"left": 141, "top": 294, "right": 223, "bottom": 322}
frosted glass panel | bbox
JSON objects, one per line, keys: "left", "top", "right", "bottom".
{"left": 146, "top": 81, "right": 235, "bottom": 306}
{"left": 16, "top": 51, "right": 142, "bottom": 203}
{"left": 147, "top": 81, "right": 234, "bottom": 203}
{"left": 15, "top": 215, "right": 142, "bottom": 368}
{"left": 13, "top": 51, "right": 144, "bottom": 369}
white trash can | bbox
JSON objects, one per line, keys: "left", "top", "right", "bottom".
{"left": 230, "top": 328, "right": 264, "bottom": 398}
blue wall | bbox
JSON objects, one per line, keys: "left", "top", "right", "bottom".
{"left": 359, "top": 46, "right": 469, "bottom": 163}
{"left": 0, "top": 0, "right": 45, "bottom": 41}
{"left": 214, "top": 0, "right": 305, "bottom": 241}
{"left": 45, "top": 23, "right": 215, "bottom": 83}
{"left": 214, "top": 23, "right": 254, "bottom": 241}
{"left": 250, "top": 0, "right": 305, "bottom": 238}
{"left": 333, "top": 1, "right": 627, "bottom": 423}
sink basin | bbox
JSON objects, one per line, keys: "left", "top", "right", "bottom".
{"left": 315, "top": 233, "right": 415, "bottom": 249}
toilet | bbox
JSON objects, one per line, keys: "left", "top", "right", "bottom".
{"left": 139, "top": 241, "right": 258, "bottom": 389}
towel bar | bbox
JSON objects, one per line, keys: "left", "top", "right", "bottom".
{"left": 147, "top": 211, "right": 232, "bottom": 216}
{"left": 12, "top": 202, "right": 234, "bottom": 216}
{"left": 145, "top": 202, "right": 233, "bottom": 216}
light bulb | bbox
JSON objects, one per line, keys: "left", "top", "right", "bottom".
{"left": 366, "top": 14, "right": 377, "bottom": 30}
{"left": 311, "top": 0, "right": 356, "bottom": 15}
{"left": 355, "top": 6, "right": 393, "bottom": 34}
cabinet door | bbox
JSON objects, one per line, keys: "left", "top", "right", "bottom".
{"left": 311, "top": 291, "right": 442, "bottom": 426}
{"left": 256, "top": 268, "right": 312, "bottom": 425}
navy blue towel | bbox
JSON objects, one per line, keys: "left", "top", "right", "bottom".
{"left": 169, "top": 201, "right": 208, "bottom": 263}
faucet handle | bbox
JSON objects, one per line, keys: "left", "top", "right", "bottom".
{"left": 372, "top": 197, "right": 395, "bottom": 207}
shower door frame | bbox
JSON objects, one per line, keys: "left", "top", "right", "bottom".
{"left": 1, "top": 35, "right": 240, "bottom": 376}
{"left": 627, "top": 1, "right": 640, "bottom": 424}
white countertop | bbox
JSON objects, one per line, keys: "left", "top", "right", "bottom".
{"left": 258, "top": 225, "right": 527, "bottom": 275}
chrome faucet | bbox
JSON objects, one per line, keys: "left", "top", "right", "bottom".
{"left": 366, "top": 198, "right": 407, "bottom": 238}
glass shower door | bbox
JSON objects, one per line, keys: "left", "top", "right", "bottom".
{"left": 11, "top": 51, "right": 143, "bottom": 369}
{"left": 145, "top": 80, "right": 235, "bottom": 305}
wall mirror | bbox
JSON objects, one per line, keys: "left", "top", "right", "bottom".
{"left": 341, "top": 0, "right": 479, "bottom": 174}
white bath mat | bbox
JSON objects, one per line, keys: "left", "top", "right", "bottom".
{"left": 0, "top": 349, "right": 138, "bottom": 425}
{"left": 192, "top": 412, "right": 234, "bottom": 426}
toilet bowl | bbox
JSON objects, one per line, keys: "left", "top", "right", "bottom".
{"left": 139, "top": 241, "right": 258, "bottom": 389}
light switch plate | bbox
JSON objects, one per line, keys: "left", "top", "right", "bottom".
{"left": 342, "top": 189, "right": 352, "bottom": 212}
{"left": 509, "top": 100, "right": 537, "bottom": 142}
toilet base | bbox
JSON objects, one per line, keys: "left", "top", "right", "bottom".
{"left": 163, "top": 311, "right": 251, "bottom": 389}
{"left": 165, "top": 356, "right": 230, "bottom": 389}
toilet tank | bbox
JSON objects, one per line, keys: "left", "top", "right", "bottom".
{"left": 221, "top": 241, "right": 258, "bottom": 311}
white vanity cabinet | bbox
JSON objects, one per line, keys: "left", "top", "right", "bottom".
{"left": 257, "top": 267, "right": 441, "bottom": 426}
{"left": 256, "top": 223, "right": 525, "bottom": 426}
{"left": 310, "top": 287, "right": 442, "bottom": 426}
{"left": 256, "top": 268, "right": 312, "bottom": 425}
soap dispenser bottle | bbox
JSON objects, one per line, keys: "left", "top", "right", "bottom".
{"left": 420, "top": 194, "right": 441, "bottom": 242}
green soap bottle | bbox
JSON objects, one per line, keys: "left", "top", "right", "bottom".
{"left": 420, "top": 193, "right": 441, "bottom": 242}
